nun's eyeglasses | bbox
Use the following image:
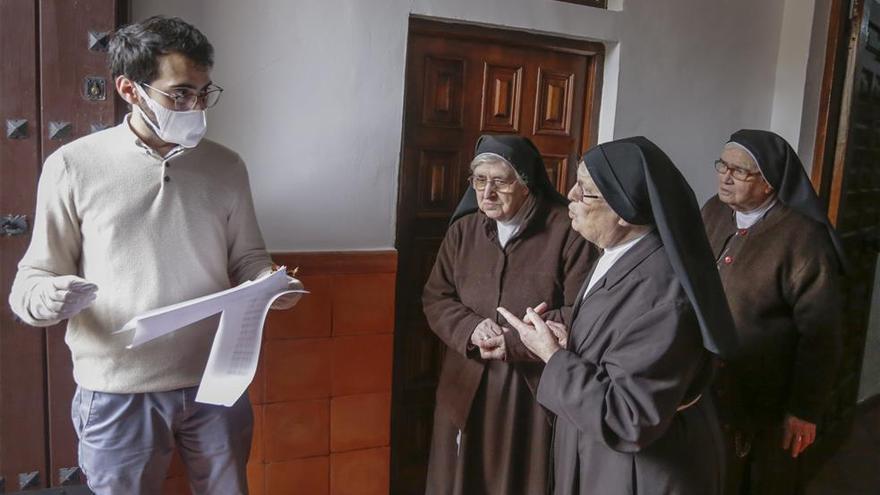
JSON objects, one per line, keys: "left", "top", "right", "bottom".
{"left": 469, "top": 175, "right": 517, "bottom": 193}
{"left": 572, "top": 182, "right": 602, "bottom": 203}
{"left": 714, "top": 159, "right": 761, "bottom": 181}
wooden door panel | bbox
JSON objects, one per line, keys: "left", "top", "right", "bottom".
{"left": 805, "top": 0, "right": 880, "bottom": 475}
{"left": 415, "top": 149, "right": 464, "bottom": 219}
{"left": 0, "top": 0, "right": 48, "bottom": 489}
{"left": 543, "top": 154, "right": 572, "bottom": 195}
{"left": 39, "top": 0, "right": 124, "bottom": 485}
{"left": 421, "top": 56, "right": 466, "bottom": 129}
{"left": 391, "top": 18, "right": 603, "bottom": 495}
{"left": 534, "top": 68, "right": 575, "bottom": 136}
{"left": 480, "top": 63, "right": 523, "bottom": 133}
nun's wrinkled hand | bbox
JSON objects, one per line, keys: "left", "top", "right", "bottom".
{"left": 497, "top": 307, "right": 562, "bottom": 363}
{"left": 470, "top": 318, "right": 504, "bottom": 347}
{"left": 545, "top": 320, "right": 568, "bottom": 348}
{"left": 477, "top": 334, "right": 506, "bottom": 360}
{"left": 782, "top": 414, "right": 816, "bottom": 458}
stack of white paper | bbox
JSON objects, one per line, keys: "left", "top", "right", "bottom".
{"left": 114, "top": 267, "right": 307, "bottom": 406}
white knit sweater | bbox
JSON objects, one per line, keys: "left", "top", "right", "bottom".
{"left": 9, "top": 116, "right": 272, "bottom": 393}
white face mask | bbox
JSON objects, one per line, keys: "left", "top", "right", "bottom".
{"left": 134, "top": 83, "right": 207, "bottom": 148}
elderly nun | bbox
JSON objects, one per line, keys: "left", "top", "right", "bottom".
{"left": 422, "top": 134, "right": 596, "bottom": 494}
{"left": 499, "top": 136, "right": 737, "bottom": 495}
{"left": 702, "top": 129, "right": 844, "bottom": 495}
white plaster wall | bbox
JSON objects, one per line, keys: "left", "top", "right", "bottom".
{"left": 798, "top": 0, "right": 833, "bottom": 173}
{"left": 131, "top": 0, "right": 797, "bottom": 250}
{"left": 770, "top": 0, "right": 817, "bottom": 154}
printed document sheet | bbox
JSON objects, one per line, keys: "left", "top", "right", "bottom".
{"left": 114, "top": 268, "right": 306, "bottom": 406}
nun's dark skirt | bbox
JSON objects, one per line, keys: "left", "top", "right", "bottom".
{"left": 425, "top": 359, "right": 551, "bottom": 495}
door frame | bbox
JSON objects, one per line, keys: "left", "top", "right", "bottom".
{"left": 390, "top": 16, "right": 605, "bottom": 493}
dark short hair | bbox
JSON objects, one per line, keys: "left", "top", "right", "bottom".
{"left": 109, "top": 16, "right": 214, "bottom": 82}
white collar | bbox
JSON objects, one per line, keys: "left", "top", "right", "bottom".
{"left": 735, "top": 196, "right": 777, "bottom": 229}
{"left": 496, "top": 194, "right": 535, "bottom": 248}
{"left": 583, "top": 231, "right": 651, "bottom": 298}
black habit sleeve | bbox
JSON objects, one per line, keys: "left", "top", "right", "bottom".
{"left": 537, "top": 300, "right": 704, "bottom": 453}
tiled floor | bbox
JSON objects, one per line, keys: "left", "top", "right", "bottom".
{"left": 805, "top": 399, "right": 880, "bottom": 495}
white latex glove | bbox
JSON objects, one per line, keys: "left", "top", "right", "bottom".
{"left": 271, "top": 275, "right": 305, "bottom": 310}
{"left": 30, "top": 275, "right": 98, "bottom": 322}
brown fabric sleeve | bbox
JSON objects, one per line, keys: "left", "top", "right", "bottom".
{"left": 784, "top": 244, "right": 842, "bottom": 422}
{"left": 422, "top": 223, "right": 486, "bottom": 358}
{"left": 504, "top": 233, "right": 596, "bottom": 362}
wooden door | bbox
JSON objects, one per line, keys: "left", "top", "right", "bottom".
{"left": 806, "top": 0, "right": 880, "bottom": 475}
{"left": 1, "top": 1, "right": 125, "bottom": 490}
{"left": 1, "top": 0, "right": 48, "bottom": 490}
{"left": 391, "top": 18, "right": 603, "bottom": 495}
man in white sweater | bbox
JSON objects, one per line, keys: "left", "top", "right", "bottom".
{"left": 8, "top": 16, "right": 289, "bottom": 495}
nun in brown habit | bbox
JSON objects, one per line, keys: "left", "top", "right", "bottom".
{"left": 500, "top": 136, "right": 738, "bottom": 495}
{"left": 702, "top": 130, "right": 844, "bottom": 495}
{"left": 422, "top": 135, "right": 596, "bottom": 494}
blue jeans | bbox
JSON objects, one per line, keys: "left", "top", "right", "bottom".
{"left": 71, "top": 386, "right": 253, "bottom": 495}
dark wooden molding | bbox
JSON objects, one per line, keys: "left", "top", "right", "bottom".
{"left": 409, "top": 16, "right": 605, "bottom": 57}
{"left": 554, "top": 0, "right": 608, "bottom": 8}
{"left": 811, "top": 0, "right": 855, "bottom": 224}
{"left": 271, "top": 250, "right": 398, "bottom": 275}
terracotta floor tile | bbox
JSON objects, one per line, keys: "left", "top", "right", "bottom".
{"left": 332, "top": 273, "right": 396, "bottom": 335}
{"left": 266, "top": 456, "right": 329, "bottom": 495}
{"left": 332, "top": 335, "right": 393, "bottom": 396}
{"left": 330, "top": 393, "right": 391, "bottom": 452}
{"left": 251, "top": 404, "right": 264, "bottom": 462}
{"left": 247, "top": 462, "right": 265, "bottom": 494}
{"left": 330, "top": 447, "right": 390, "bottom": 495}
{"left": 265, "top": 338, "right": 332, "bottom": 402}
{"left": 266, "top": 275, "right": 333, "bottom": 339}
{"left": 264, "top": 399, "right": 330, "bottom": 461}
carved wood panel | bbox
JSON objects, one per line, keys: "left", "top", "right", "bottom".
{"left": 480, "top": 63, "right": 522, "bottom": 133}
{"left": 534, "top": 68, "right": 574, "bottom": 136}
{"left": 422, "top": 56, "right": 465, "bottom": 129}
{"left": 543, "top": 154, "right": 571, "bottom": 195}
{"left": 416, "top": 150, "right": 461, "bottom": 218}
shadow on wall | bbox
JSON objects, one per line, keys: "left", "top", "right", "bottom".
{"left": 858, "top": 255, "right": 880, "bottom": 401}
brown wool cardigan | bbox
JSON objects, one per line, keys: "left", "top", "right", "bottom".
{"left": 702, "top": 195, "right": 842, "bottom": 426}
{"left": 423, "top": 198, "right": 595, "bottom": 429}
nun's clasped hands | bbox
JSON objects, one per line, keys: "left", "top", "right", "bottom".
{"left": 497, "top": 306, "right": 567, "bottom": 363}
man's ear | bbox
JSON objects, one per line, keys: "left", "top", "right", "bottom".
{"left": 617, "top": 217, "right": 632, "bottom": 228}
{"left": 115, "top": 75, "right": 138, "bottom": 106}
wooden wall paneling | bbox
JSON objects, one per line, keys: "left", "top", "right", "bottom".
{"left": 38, "top": 0, "right": 125, "bottom": 486}
{"left": 0, "top": 0, "right": 47, "bottom": 490}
